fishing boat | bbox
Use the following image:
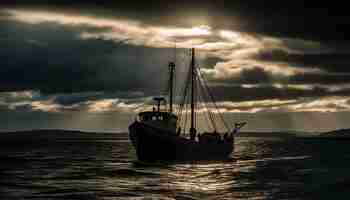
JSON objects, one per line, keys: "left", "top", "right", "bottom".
{"left": 129, "top": 48, "right": 246, "bottom": 162}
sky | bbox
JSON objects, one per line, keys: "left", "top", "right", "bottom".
{"left": 1, "top": 1, "right": 350, "bottom": 133}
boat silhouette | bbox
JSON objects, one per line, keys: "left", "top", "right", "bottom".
{"left": 129, "top": 48, "right": 246, "bottom": 162}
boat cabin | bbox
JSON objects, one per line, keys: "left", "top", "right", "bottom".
{"left": 138, "top": 111, "right": 175, "bottom": 122}
{"left": 137, "top": 97, "right": 178, "bottom": 133}
{"left": 138, "top": 111, "right": 178, "bottom": 133}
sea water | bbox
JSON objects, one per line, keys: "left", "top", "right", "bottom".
{"left": 1, "top": 132, "right": 350, "bottom": 199}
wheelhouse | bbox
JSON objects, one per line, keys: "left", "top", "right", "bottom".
{"left": 138, "top": 111, "right": 177, "bottom": 122}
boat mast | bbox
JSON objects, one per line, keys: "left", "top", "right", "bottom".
{"left": 168, "top": 62, "right": 175, "bottom": 113}
{"left": 190, "top": 48, "right": 196, "bottom": 139}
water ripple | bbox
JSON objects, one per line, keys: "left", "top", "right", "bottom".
{"left": 1, "top": 133, "right": 350, "bottom": 199}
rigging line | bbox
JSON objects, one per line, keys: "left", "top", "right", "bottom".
{"left": 197, "top": 79, "right": 214, "bottom": 131}
{"left": 175, "top": 79, "right": 183, "bottom": 117}
{"left": 197, "top": 68, "right": 215, "bottom": 126}
{"left": 200, "top": 69, "right": 231, "bottom": 132}
{"left": 179, "top": 49, "right": 194, "bottom": 134}
{"left": 197, "top": 73, "right": 213, "bottom": 131}
{"left": 177, "top": 57, "right": 192, "bottom": 122}
{"left": 199, "top": 75, "right": 229, "bottom": 132}
{"left": 179, "top": 75, "right": 191, "bottom": 130}
{"left": 204, "top": 91, "right": 218, "bottom": 131}
{"left": 197, "top": 73, "right": 218, "bottom": 131}
{"left": 176, "top": 75, "right": 186, "bottom": 121}
{"left": 185, "top": 61, "right": 194, "bottom": 135}
{"left": 197, "top": 66, "right": 231, "bottom": 132}
{"left": 183, "top": 91, "right": 189, "bottom": 135}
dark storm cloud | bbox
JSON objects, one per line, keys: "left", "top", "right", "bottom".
{"left": 256, "top": 49, "right": 350, "bottom": 73}
{"left": 52, "top": 92, "right": 102, "bottom": 106}
{"left": 0, "top": 19, "right": 179, "bottom": 94}
{"left": 2, "top": 2, "right": 350, "bottom": 133}
{"left": 210, "top": 85, "right": 350, "bottom": 102}
{"left": 51, "top": 90, "right": 146, "bottom": 106}
{"left": 288, "top": 74, "right": 350, "bottom": 85}
{"left": 206, "top": 64, "right": 350, "bottom": 86}
{"left": 216, "top": 2, "right": 350, "bottom": 42}
{"left": 239, "top": 67, "right": 270, "bottom": 84}
{"left": 206, "top": 66, "right": 272, "bottom": 84}
{"left": 3, "top": 0, "right": 350, "bottom": 43}
{"left": 2, "top": 7, "right": 350, "bottom": 102}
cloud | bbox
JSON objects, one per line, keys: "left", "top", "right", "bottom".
{"left": 3, "top": 9, "right": 330, "bottom": 56}
{"left": 203, "top": 61, "right": 327, "bottom": 86}
{"left": 0, "top": 90, "right": 42, "bottom": 102}
{"left": 0, "top": 17, "right": 182, "bottom": 93}
{"left": 288, "top": 97, "right": 350, "bottom": 113}
{"left": 208, "top": 84, "right": 350, "bottom": 103}
{"left": 0, "top": 90, "right": 150, "bottom": 113}
{"left": 2, "top": 4, "right": 350, "bottom": 132}
{"left": 2, "top": 9, "right": 338, "bottom": 73}
{"left": 256, "top": 48, "right": 350, "bottom": 73}
{"left": 1, "top": 8, "right": 350, "bottom": 115}
{"left": 4, "top": 10, "right": 218, "bottom": 48}
{"left": 1, "top": 87, "right": 350, "bottom": 115}
{"left": 194, "top": 96, "right": 350, "bottom": 114}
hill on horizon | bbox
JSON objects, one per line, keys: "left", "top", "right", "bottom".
{"left": 8, "top": 128, "right": 350, "bottom": 139}
{"left": 320, "top": 128, "right": 350, "bottom": 138}
{"left": 0, "top": 129, "right": 305, "bottom": 138}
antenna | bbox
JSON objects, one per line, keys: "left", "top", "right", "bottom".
{"left": 174, "top": 41, "right": 177, "bottom": 62}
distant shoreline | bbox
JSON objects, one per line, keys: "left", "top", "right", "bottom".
{"left": 0, "top": 128, "right": 349, "bottom": 139}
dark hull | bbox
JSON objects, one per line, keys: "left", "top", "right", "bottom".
{"left": 129, "top": 121, "right": 234, "bottom": 162}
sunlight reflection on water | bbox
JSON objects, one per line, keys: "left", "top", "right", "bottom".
{"left": 1, "top": 133, "right": 350, "bottom": 199}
